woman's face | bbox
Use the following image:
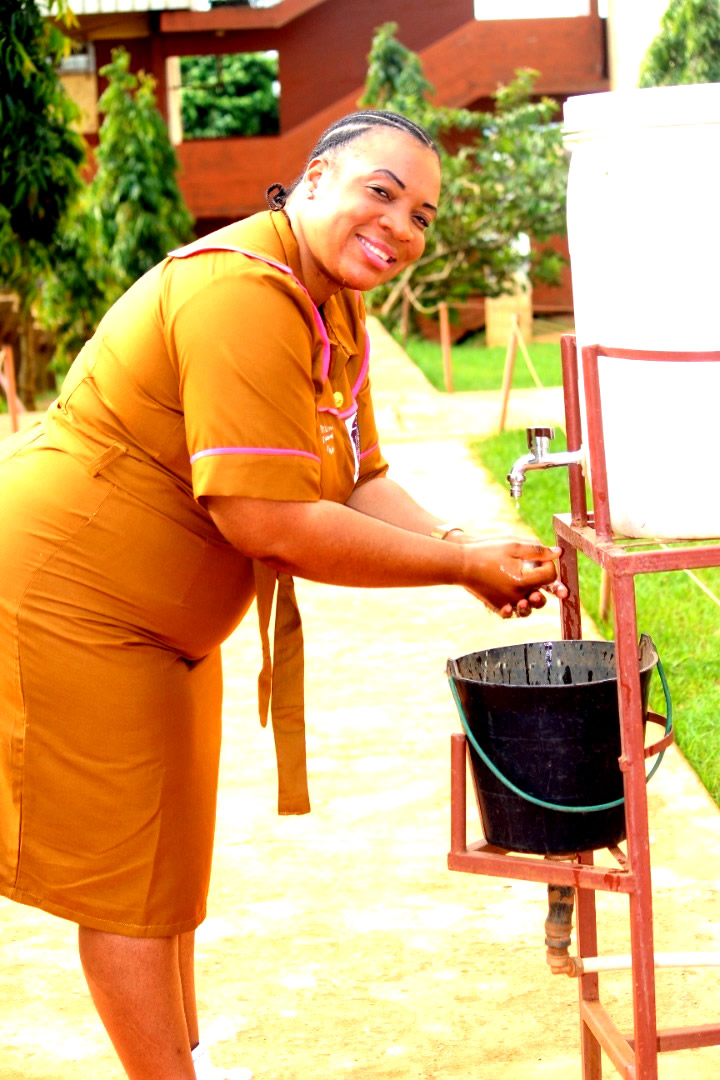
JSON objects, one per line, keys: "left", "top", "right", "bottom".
{"left": 291, "top": 128, "right": 441, "bottom": 304}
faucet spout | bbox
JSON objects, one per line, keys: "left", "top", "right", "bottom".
{"left": 508, "top": 427, "right": 585, "bottom": 500}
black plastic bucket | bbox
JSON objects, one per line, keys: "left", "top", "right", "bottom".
{"left": 447, "top": 636, "right": 658, "bottom": 856}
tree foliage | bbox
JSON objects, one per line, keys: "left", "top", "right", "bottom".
{"left": 639, "top": 0, "right": 720, "bottom": 86}
{"left": 0, "top": 0, "right": 84, "bottom": 301}
{"left": 93, "top": 48, "right": 194, "bottom": 292}
{"left": 360, "top": 23, "right": 568, "bottom": 326}
{"left": 39, "top": 47, "right": 194, "bottom": 375}
{"left": 180, "top": 52, "right": 279, "bottom": 138}
{"left": 38, "top": 188, "right": 119, "bottom": 377}
{"left": 0, "top": 0, "right": 85, "bottom": 407}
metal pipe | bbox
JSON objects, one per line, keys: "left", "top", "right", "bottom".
{"left": 575, "top": 952, "right": 720, "bottom": 975}
{"left": 507, "top": 426, "right": 585, "bottom": 500}
{"left": 545, "top": 882, "right": 577, "bottom": 976}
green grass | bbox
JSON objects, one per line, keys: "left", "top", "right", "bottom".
{"left": 400, "top": 332, "right": 563, "bottom": 392}
{"left": 472, "top": 427, "right": 720, "bottom": 806}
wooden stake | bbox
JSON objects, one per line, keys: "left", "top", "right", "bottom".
{"left": 516, "top": 326, "right": 542, "bottom": 387}
{"left": 400, "top": 291, "right": 410, "bottom": 344}
{"left": 439, "top": 301, "right": 454, "bottom": 393}
{"left": 498, "top": 314, "right": 519, "bottom": 431}
{"left": 599, "top": 568, "right": 612, "bottom": 622}
{"left": 0, "top": 345, "right": 24, "bottom": 433}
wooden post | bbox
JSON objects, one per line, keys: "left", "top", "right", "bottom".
{"left": 0, "top": 345, "right": 24, "bottom": 434}
{"left": 438, "top": 301, "right": 453, "bottom": 393}
{"left": 400, "top": 291, "right": 410, "bottom": 345}
{"left": 599, "top": 569, "right": 612, "bottom": 622}
{"left": 17, "top": 311, "right": 36, "bottom": 412}
{"left": 498, "top": 314, "right": 519, "bottom": 431}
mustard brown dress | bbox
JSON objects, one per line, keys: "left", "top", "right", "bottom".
{"left": 0, "top": 211, "right": 387, "bottom": 937}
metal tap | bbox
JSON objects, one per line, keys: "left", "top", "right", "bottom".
{"left": 507, "top": 427, "right": 585, "bottom": 500}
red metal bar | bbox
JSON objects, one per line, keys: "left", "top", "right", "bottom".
{"left": 581, "top": 344, "right": 613, "bottom": 540}
{"left": 560, "top": 333, "right": 588, "bottom": 526}
{"left": 612, "top": 572, "right": 658, "bottom": 1080}
{"left": 627, "top": 1022, "right": 720, "bottom": 1052}
{"left": 450, "top": 733, "right": 467, "bottom": 855}
{"left": 592, "top": 345, "right": 720, "bottom": 362}
{"left": 614, "top": 545, "right": 720, "bottom": 574}
{"left": 556, "top": 523, "right": 582, "bottom": 640}
{"left": 581, "top": 1000, "right": 635, "bottom": 1079}
{"left": 553, "top": 515, "right": 720, "bottom": 574}
{"left": 576, "top": 853, "right": 603, "bottom": 1080}
{"left": 447, "top": 841, "right": 634, "bottom": 893}
{"left": 558, "top": 528, "right": 604, "bottom": 1078}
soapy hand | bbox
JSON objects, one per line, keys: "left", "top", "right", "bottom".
{"left": 451, "top": 536, "right": 567, "bottom": 618}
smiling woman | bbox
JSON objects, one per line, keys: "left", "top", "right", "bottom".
{"left": 266, "top": 110, "right": 441, "bottom": 299}
{"left": 0, "top": 107, "right": 565, "bottom": 1080}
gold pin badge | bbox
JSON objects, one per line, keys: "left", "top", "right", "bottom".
{"left": 333, "top": 391, "right": 344, "bottom": 409}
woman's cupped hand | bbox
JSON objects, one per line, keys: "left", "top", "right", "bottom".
{"left": 447, "top": 534, "right": 568, "bottom": 618}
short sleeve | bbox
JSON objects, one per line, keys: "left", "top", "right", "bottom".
{"left": 166, "top": 262, "right": 323, "bottom": 502}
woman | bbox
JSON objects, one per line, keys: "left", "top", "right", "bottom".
{"left": 0, "top": 110, "right": 565, "bottom": 1079}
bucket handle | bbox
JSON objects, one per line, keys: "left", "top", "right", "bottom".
{"left": 447, "top": 656, "right": 673, "bottom": 814}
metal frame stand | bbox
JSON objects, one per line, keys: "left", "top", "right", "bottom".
{"left": 448, "top": 336, "right": 720, "bottom": 1078}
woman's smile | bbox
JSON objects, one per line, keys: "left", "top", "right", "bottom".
{"left": 356, "top": 233, "right": 397, "bottom": 269}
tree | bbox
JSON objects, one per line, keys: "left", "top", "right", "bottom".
{"left": 39, "top": 47, "right": 194, "bottom": 375}
{"left": 0, "top": 0, "right": 85, "bottom": 406}
{"left": 359, "top": 24, "right": 568, "bottom": 328}
{"left": 92, "top": 48, "right": 194, "bottom": 294}
{"left": 38, "top": 188, "right": 119, "bottom": 378}
{"left": 639, "top": 0, "right": 720, "bottom": 86}
{"left": 180, "top": 52, "right": 279, "bottom": 139}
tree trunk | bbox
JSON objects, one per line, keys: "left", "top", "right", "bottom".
{"left": 17, "top": 309, "right": 37, "bottom": 411}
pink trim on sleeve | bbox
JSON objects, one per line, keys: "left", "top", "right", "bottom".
{"left": 358, "top": 442, "right": 379, "bottom": 461}
{"left": 168, "top": 241, "right": 331, "bottom": 383}
{"left": 190, "top": 446, "right": 321, "bottom": 465}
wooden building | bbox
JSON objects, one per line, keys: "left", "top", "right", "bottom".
{"left": 64, "top": 0, "right": 609, "bottom": 311}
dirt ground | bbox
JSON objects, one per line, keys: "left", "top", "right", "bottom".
{"left": 2, "top": 323, "right": 720, "bottom": 1079}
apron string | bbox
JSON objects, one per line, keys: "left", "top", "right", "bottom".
{"left": 253, "top": 560, "right": 311, "bottom": 815}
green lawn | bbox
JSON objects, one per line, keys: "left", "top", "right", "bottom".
{"left": 472, "top": 427, "right": 720, "bottom": 806}
{"left": 400, "top": 332, "right": 563, "bottom": 392}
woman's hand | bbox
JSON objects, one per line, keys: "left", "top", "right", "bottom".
{"left": 448, "top": 534, "right": 567, "bottom": 618}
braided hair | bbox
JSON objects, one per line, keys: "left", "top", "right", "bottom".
{"left": 266, "top": 110, "right": 439, "bottom": 211}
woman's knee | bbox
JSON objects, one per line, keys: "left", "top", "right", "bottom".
{"left": 78, "top": 925, "right": 178, "bottom": 991}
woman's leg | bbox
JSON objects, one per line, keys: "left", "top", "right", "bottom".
{"left": 177, "top": 931, "right": 254, "bottom": 1080}
{"left": 178, "top": 929, "right": 200, "bottom": 1050}
{"left": 78, "top": 926, "right": 196, "bottom": 1080}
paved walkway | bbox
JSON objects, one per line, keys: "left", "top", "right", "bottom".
{"left": 1, "top": 323, "right": 720, "bottom": 1079}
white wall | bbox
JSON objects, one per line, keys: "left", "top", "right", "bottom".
{"left": 606, "top": 0, "right": 670, "bottom": 89}
{"left": 474, "top": 1, "right": 592, "bottom": 17}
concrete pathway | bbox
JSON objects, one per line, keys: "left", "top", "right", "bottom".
{"left": 1, "top": 323, "right": 720, "bottom": 1079}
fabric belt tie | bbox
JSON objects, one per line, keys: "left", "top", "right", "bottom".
{"left": 253, "top": 560, "right": 311, "bottom": 815}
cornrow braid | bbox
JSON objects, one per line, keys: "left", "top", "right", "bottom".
{"left": 266, "top": 109, "right": 439, "bottom": 211}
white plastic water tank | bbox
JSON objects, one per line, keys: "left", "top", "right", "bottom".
{"left": 563, "top": 84, "right": 720, "bottom": 539}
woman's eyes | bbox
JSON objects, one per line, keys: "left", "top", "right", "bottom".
{"left": 368, "top": 186, "right": 431, "bottom": 229}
